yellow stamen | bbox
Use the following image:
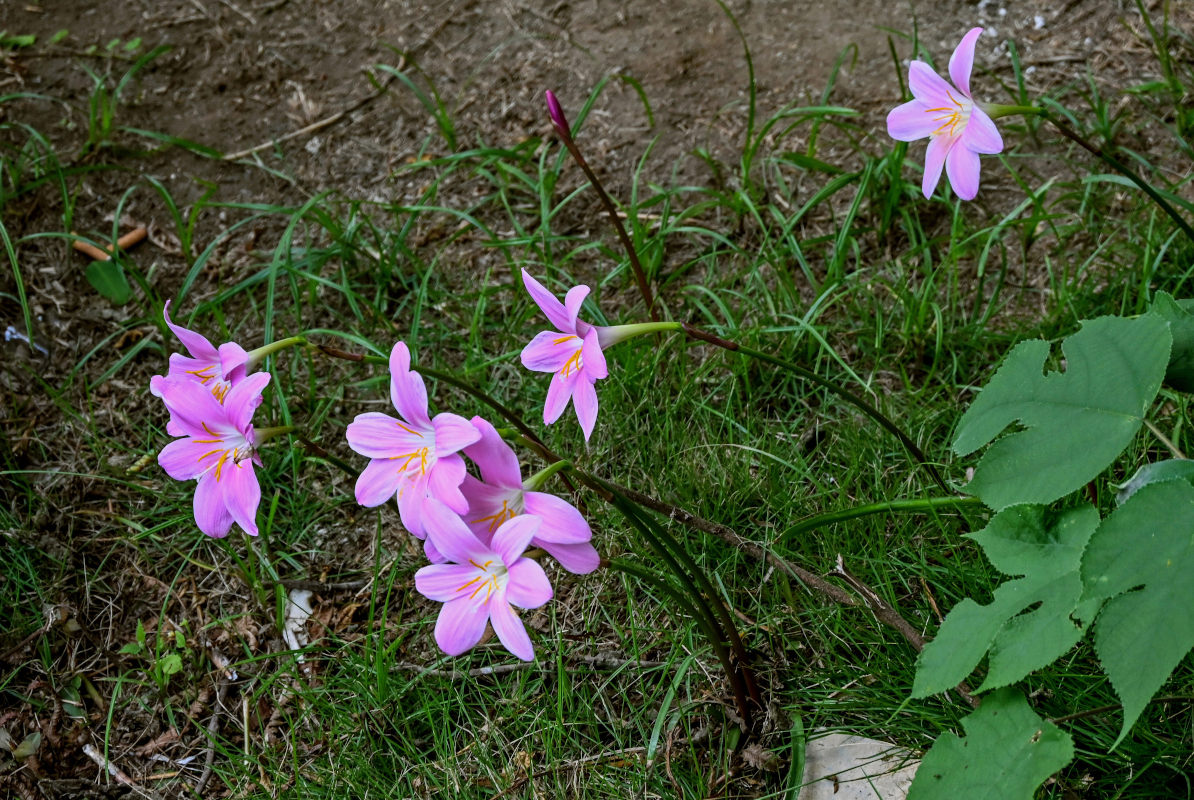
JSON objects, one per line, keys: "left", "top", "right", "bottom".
{"left": 552, "top": 335, "right": 577, "bottom": 345}
{"left": 471, "top": 500, "right": 515, "bottom": 533}
{"left": 395, "top": 421, "right": 423, "bottom": 437}
{"left": 559, "top": 348, "right": 583, "bottom": 378}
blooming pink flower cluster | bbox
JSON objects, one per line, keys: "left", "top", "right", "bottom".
{"left": 151, "top": 302, "right": 269, "bottom": 538}
{"left": 345, "top": 341, "right": 599, "bottom": 661}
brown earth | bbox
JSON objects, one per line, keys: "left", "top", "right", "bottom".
{"left": 0, "top": 0, "right": 1185, "bottom": 795}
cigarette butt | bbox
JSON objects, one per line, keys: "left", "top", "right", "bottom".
{"left": 71, "top": 227, "right": 148, "bottom": 262}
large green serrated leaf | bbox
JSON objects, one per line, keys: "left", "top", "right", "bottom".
{"left": 913, "top": 506, "right": 1099, "bottom": 698}
{"left": 1149, "top": 291, "right": 1194, "bottom": 392}
{"left": 1081, "top": 479, "right": 1194, "bottom": 747}
{"left": 953, "top": 315, "right": 1170, "bottom": 511}
{"left": 908, "top": 688, "right": 1074, "bottom": 800}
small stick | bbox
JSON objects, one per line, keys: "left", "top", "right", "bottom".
{"left": 82, "top": 743, "right": 137, "bottom": 785}
{"left": 71, "top": 227, "right": 148, "bottom": 261}
{"left": 194, "top": 674, "right": 230, "bottom": 795}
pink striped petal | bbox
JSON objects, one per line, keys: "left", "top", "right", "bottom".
{"left": 946, "top": 143, "right": 982, "bottom": 200}
{"left": 218, "top": 341, "right": 250, "bottom": 384}
{"left": 433, "top": 413, "right": 481, "bottom": 457}
{"left": 221, "top": 459, "right": 261, "bottom": 537}
{"left": 543, "top": 371, "right": 577, "bottom": 425}
{"left": 416, "top": 563, "right": 481, "bottom": 602}
{"left": 224, "top": 372, "right": 270, "bottom": 432}
{"left": 194, "top": 473, "right": 234, "bottom": 538}
{"left": 572, "top": 377, "right": 599, "bottom": 441}
{"left": 580, "top": 329, "right": 607, "bottom": 380}
{"left": 522, "top": 491, "right": 591, "bottom": 544}
{"left": 521, "top": 330, "right": 582, "bottom": 373}
{"left": 491, "top": 515, "right": 539, "bottom": 565}
{"left": 922, "top": 135, "right": 951, "bottom": 199}
{"left": 908, "top": 61, "right": 955, "bottom": 107}
{"left": 346, "top": 412, "right": 429, "bottom": 459}
{"left": 163, "top": 301, "right": 218, "bottom": 362}
{"left": 535, "top": 539, "right": 600, "bottom": 574}
{"left": 355, "top": 458, "right": 401, "bottom": 507}
{"left": 464, "top": 416, "right": 522, "bottom": 488}
{"left": 562, "top": 284, "right": 590, "bottom": 332}
{"left": 157, "top": 376, "right": 226, "bottom": 437}
{"left": 887, "top": 100, "right": 937, "bottom": 142}
{"left": 397, "top": 471, "right": 429, "bottom": 536}
{"left": 423, "top": 498, "right": 492, "bottom": 565}
{"left": 521, "top": 269, "right": 574, "bottom": 333}
{"left": 388, "top": 342, "right": 432, "bottom": 429}
{"left": 962, "top": 107, "right": 1003, "bottom": 154}
{"left": 949, "top": 28, "right": 984, "bottom": 99}
{"left": 158, "top": 437, "right": 217, "bottom": 481}
{"left": 434, "top": 598, "right": 490, "bottom": 656}
{"left": 489, "top": 596, "right": 534, "bottom": 661}
{"left": 427, "top": 454, "right": 468, "bottom": 513}
{"left": 506, "top": 559, "right": 554, "bottom": 608}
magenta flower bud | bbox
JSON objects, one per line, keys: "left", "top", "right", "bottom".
{"left": 545, "top": 90, "right": 569, "bottom": 135}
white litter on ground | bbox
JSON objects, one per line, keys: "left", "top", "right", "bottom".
{"left": 797, "top": 732, "right": 920, "bottom": 800}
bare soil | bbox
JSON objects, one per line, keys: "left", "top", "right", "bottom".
{"left": 0, "top": 0, "right": 1183, "bottom": 795}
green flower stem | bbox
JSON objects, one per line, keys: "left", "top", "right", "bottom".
{"left": 524, "top": 459, "right": 573, "bottom": 491}
{"left": 1039, "top": 109, "right": 1194, "bottom": 245}
{"left": 682, "top": 323, "right": 948, "bottom": 493}
{"left": 783, "top": 496, "right": 984, "bottom": 542}
{"left": 550, "top": 113, "right": 661, "bottom": 321}
{"left": 255, "top": 425, "right": 296, "bottom": 444}
{"left": 246, "top": 335, "right": 308, "bottom": 369}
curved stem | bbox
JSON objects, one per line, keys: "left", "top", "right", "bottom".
{"left": 1041, "top": 111, "right": 1194, "bottom": 245}
{"left": 682, "top": 323, "right": 949, "bottom": 493}
{"left": 784, "top": 496, "right": 983, "bottom": 542}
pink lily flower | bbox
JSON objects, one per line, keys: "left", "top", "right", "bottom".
{"left": 460, "top": 416, "right": 599, "bottom": 574}
{"left": 415, "top": 499, "right": 553, "bottom": 661}
{"left": 150, "top": 301, "right": 250, "bottom": 404}
{"left": 886, "top": 27, "right": 1003, "bottom": 200}
{"left": 519, "top": 269, "right": 609, "bottom": 440}
{"left": 156, "top": 372, "right": 270, "bottom": 538}
{"left": 345, "top": 342, "right": 480, "bottom": 551}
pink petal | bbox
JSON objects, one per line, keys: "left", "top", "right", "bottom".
{"left": 423, "top": 497, "right": 492, "bottom": 564}
{"left": 416, "top": 563, "right": 481, "bottom": 602}
{"left": 522, "top": 491, "right": 591, "bottom": 544}
{"left": 949, "top": 28, "right": 984, "bottom": 99}
{"left": 221, "top": 459, "right": 261, "bottom": 537}
{"left": 156, "top": 377, "right": 229, "bottom": 438}
{"left": 580, "top": 329, "right": 607, "bottom": 380}
{"left": 887, "top": 100, "right": 937, "bottom": 142}
{"left": 908, "top": 61, "right": 955, "bottom": 107}
{"left": 432, "top": 413, "right": 481, "bottom": 457}
{"left": 505, "top": 559, "right": 554, "bottom": 608}
{"left": 464, "top": 416, "right": 522, "bottom": 488}
{"left": 572, "top": 377, "right": 599, "bottom": 441}
{"left": 562, "top": 284, "right": 590, "bottom": 332}
{"left": 521, "top": 269, "right": 574, "bottom": 333}
{"left": 158, "top": 438, "right": 217, "bottom": 481}
{"left": 434, "top": 598, "right": 490, "bottom": 656}
{"left": 163, "top": 301, "right": 218, "bottom": 362}
{"left": 194, "top": 472, "right": 234, "bottom": 538}
{"left": 922, "top": 135, "right": 951, "bottom": 199}
{"left": 354, "top": 458, "right": 401, "bottom": 507}
{"left": 521, "top": 330, "right": 582, "bottom": 373}
{"left": 489, "top": 596, "right": 534, "bottom": 661}
{"left": 218, "top": 342, "right": 250, "bottom": 384}
{"left": 543, "top": 371, "right": 577, "bottom": 425}
{"left": 946, "top": 143, "right": 982, "bottom": 200}
{"left": 424, "top": 536, "right": 446, "bottom": 563}
{"left": 491, "top": 515, "right": 539, "bottom": 565}
{"left": 427, "top": 454, "right": 468, "bottom": 514}
{"left": 535, "top": 539, "right": 600, "bottom": 574}
{"left": 461, "top": 476, "right": 521, "bottom": 546}
{"left": 397, "top": 471, "right": 429, "bottom": 537}
{"left": 346, "top": 412, "right": 429, "bottom": 459}
{"left": 388, "top": 342, "right": 432, "bottom": 429}
{"left": 962, "top": 107, "right": 1003, "bottom": 155}
{"left": 224, "top": 372, "right": 270, "bottom": 432}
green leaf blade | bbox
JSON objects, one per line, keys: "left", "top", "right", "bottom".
{"left": 1082, "top": 479, "right": 1194, "bottom": 746}
{"left": 953, "top": 315, "right": 1170, "bottom": 511}
{"left": 908, "top": 688, "right": 1074, "bottom": 800}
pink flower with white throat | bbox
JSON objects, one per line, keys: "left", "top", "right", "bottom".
{"left": 519, "top": 269, "right": 609, "bottom": 441}
{"left": 461, "top": 416, "right": 599, "bottom": 574}
{"left": 346, "top": 342, "right": 480, "bottom": 552}
{"left": 150, "top": 301, "right": 250, "bottom": 404}
{"left": 887, "top": 27, "right": 1003, "bottom": 200}
{"left": 415, "top": 499, "right": 553, "bottom": 661}
{"left": 156, "top": 372, "right": 270, "bottom": 538}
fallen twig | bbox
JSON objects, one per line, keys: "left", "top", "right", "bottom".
{"left": 71, "top": 227, "right": 147, "bottom": 261}
{"left": 193, "top": 673, "right": 231, "bottom": 795}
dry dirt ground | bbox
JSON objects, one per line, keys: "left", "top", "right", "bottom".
{"left": 0, "top": 0, "right": 1181, "bottom": 796}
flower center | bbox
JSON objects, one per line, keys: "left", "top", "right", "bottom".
{"left": 457, "top": 558, "right": 507, "bottom": 601}
{"left": 391, "top": 446, "right": 430, "bottom": 475}
{"left": 925, "top": 90, "right": 972, "bottom": 138}
{"left": 552, "top": 335, "right": 585, "bottom": 378}
{"left": 471, "top": 494, "right": 524, "bottom": 534}
{"left": 194, "top": 422, "right": 253, "bottom": 482}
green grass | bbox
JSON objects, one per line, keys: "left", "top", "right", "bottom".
{"left": 3, "top": 11, "right": 1194, "bottom": 799}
